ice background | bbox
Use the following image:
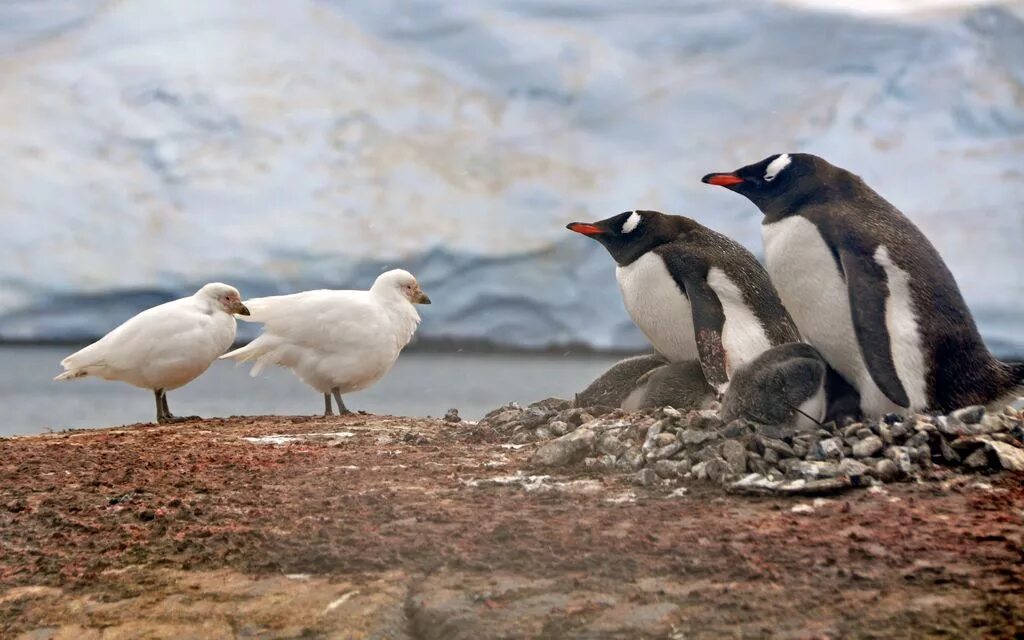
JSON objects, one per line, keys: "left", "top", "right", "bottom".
{"left": 1, "top": 0, "right": 1021, "bottom": 355}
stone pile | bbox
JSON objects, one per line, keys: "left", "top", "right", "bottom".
{"left": 474, "top": 398, "right": 1024, "bottom": 495}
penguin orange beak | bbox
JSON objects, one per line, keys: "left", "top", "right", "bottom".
{"left": 701, "top": 173, "right": 745, "bottom": 187}
{"left": 566, "top": 222, "right": 605, "bottom": 236}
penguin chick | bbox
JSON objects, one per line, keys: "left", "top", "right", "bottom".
{"left": 622, "top": 360, "right": 717, "bottom": 412}
{"left": 721, "top": 342, "right": 827, "bottom": 430}
{"left": 574, "top": 353, "right": 668, "bottom": 408}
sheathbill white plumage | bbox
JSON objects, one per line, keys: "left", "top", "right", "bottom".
{"left": 220, "top": 269, "right": 431, "bottom": 416}
{"left": 55, "top": 283, "right": 249, "bottom": 423}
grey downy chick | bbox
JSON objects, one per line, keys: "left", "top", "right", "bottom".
{"left": 622, "top": 360, "right": 717, "bottom": 411}
{"left": 574, "top": 354, "right": 668, "bottom": 408}
{"left": 721, "top": 342, "right": 827, "bottom": 429}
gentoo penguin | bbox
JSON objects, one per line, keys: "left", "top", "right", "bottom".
{"left": 574, "top": 353, "right": 668, "bottom": 408}
{"left": 567, "top": 210, "right": 800, "bottom": 394}
{"left": 720, "top": 342, "right": 827, "bottom": 429}
{"left": 702, "top": 153, "right": 1024, "bottom": 415}
{"left": 622, "top": 360, "right": 717, "bottom": 411}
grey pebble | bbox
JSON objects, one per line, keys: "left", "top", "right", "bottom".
{"left": 548, "top": 420, "right": 570, "bottom": 437}
{"left": 721, "top": 440, "right": 748, "bottom": 475}
{"left": 838, "top": 458, "right": 870, "bottom": 477}
{"left": 653, "top": 459, "right": 682, "bottom": 479}
{"left": 963, "top": 448, "right": 990, "bottom": 469}
{"left": 632, "top": 468, "right": 659, "bottom": 486}
{"left": 529, "top": 428, "right": 596, "bottom": 467}
{"left": 874, "top": 459, "right": 900, "bottom": 482}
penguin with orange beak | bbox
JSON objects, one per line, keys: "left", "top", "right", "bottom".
{"left": 567, "top": 210, "right": 800, "bottom": 395}
{"left": 702, "top": 152, "right": 1024, "bottom": 415}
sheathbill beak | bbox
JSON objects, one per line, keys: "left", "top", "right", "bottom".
{"left": 701, "top": 173, "right": 745, "bottom": 187}
{"left": 232, "top": 301, "right": 250, "bottom": 316}
{"left": 415, "top": 292, "right": 431, "bottom": 305}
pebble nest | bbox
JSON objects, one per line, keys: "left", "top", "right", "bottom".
{"left": 473, "top": 398, "right": 1024, "bottom": 496}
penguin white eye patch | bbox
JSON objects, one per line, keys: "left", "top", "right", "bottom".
{"left": 763, "top": 153, "right": 791, "bottom": 182}
{"left": 621, "top": 211, "right": 642, "bottom": 234}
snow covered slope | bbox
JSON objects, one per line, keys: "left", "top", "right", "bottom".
{"left": 1, "top": 0, "right": 1021, "bottom": 354}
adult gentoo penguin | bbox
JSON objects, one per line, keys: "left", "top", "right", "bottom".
{"left": 702, "top": 153, "right": 1024, "bottom": 416}
{"left": 567, "top": 210, "right": 799, "bottom": 394}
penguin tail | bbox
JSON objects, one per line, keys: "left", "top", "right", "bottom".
{"left": 986, "top": 361, "right": 1024, "bottom": 412}
{"left": 1009, "top": 361, "right": 1024, "bottom": 396}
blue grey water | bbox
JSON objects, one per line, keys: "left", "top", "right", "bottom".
{"left": 0, "top": 346, "right": 621, "bottom": 438}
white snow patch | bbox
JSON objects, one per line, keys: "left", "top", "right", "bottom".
{"left": 604, "top": 491, "right": 637, "bottom": 504}
{"left": 323, "top": 590, "right": 359, "bottom": 614}
{"left": 242, "top": 432, "right": 356, "bottom": 445}
{"left": 462, "top": 472, "right": 603, "bottom": 494}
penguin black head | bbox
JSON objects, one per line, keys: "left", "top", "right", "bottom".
{"left": 701, "top": 153, "right": 831, "bottom": 214}
{"left": 566, "top": 210, "right": 688, "bottom": 266}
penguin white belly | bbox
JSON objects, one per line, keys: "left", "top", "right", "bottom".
{"left": 616, "top": 252, "right": 698, "bottom": 362}
{"left": 762, "top": 216, "right": 902, "bottom": 417}
{"left": 706, "top": 267, "right": 772, "bottom": 376}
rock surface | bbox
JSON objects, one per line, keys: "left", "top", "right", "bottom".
{"left": 1, "top": 414, "right": 1023, "bottom": 638}
{"left": 479, "top": 398, "right": 1024, "bottom": 496}
{"left": 529, "top": 428, "right": 596, "bottom": 467}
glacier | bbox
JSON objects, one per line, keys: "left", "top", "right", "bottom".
{"left": 0, "top": 0, "right": 1021, "bottom": 355}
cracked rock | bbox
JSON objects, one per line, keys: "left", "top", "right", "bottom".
{"left": 529, "top": 428, "right": 596, "bottom": 468}
{"left": 852, "top": 436, "right": 883, "bottom": 458}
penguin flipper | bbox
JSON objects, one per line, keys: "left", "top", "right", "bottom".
{"left": 840, "top": 249, "right": 911, "bottom": 408}
{"left": 681, "top": 278, "right": 729, "bottom": 391}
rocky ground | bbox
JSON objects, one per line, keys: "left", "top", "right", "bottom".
{"left": 1, "top": 409, "right": 1023, "bottom": 639}
{"left": 484, "top": 398, "right": 1024, "bottom": 495}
